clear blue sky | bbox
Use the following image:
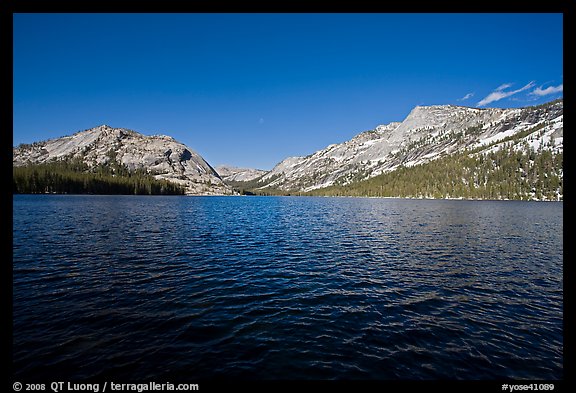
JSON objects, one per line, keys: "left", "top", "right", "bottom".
{"left": 13, "top": 13, "right": 563, "bottom": 170}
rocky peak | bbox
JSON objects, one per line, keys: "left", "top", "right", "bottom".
{"left": 13, "top": 125, "right": 233, "bottom": 196}
{"left": 255, "top": 100, "right": 563, "bottom": 192}
{"left": 215, "top": 165, "right": 268, "bottom": 182}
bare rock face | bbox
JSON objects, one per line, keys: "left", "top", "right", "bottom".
{"left": 257, "top": 100, "right": 563, "bottom": 192}
{"left": 13, "top": 99, "right": 563, "bottom": 196}
{"left": 13, "top": 125, "right": 234, "bottom": 195}
{"left": 215, "top": 165, "right": 268, "bottom": 182}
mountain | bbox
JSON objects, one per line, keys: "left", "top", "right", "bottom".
{"left": 251, "top": 99, "right": 563, "bottom": 199}
{"left": 13, "top": 125, "right": 233, "bottom": 195}
{"left": 215, "top": 165, "right": 268, "bottom": 183}
{"left": 12, "top": 100, "right": 563, "bottom": 200}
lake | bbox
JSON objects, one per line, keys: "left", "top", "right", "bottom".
{"left": 12, "top": 195, "right": 563, "bottom": 380}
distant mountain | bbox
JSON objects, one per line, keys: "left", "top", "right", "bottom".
{"left": 13, "top": 99, "right": 563, "bottom": 200}
{"left": 13, "top": 125, "right": 233, "bottom": 195}
{"left": 215, "top": 165, "right": 268, "bottom": 183}
{"left": 248, "top": 99, "right": 562, "bottom": 200}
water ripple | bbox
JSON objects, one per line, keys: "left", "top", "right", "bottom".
{"left": 13, "top": 195, "right": 563, "bottom": 380}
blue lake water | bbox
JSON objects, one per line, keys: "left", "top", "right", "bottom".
{"left": 12, "top": 195, "right": 563, "bottom": 380}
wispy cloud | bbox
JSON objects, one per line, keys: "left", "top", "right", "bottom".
{"left": 458, "top": 92, "right": 474, "bottom": 101}
{"left": 477, "top": 81, "right": 535, "bottom": 107}
{"left": 531, "top": 84, "right": 563, "bottom": 96}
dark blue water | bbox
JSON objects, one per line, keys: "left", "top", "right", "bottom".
{"left": 12, "top": 195, "right": 563, "bottom": 380}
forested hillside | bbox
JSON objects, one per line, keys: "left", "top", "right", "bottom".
{"left": 304, "top": 143, "right": 562, "bottom": 200}
{"left": 13, "top": 157, "right": 185, "bottom": 195}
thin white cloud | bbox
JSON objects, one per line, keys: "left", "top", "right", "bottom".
{"left": 477, "top": 81, "right": 535, "bottom": 107}
{"left": 495, "top": 83, "right": 513, "bottom": 91}
{"left": 458, "top": 92, "right": 474, "bottom": 101}
{"left": 531, "top": 84, "right": 563, "bottom": 96}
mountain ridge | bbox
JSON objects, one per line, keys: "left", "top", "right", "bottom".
{"left": 13, "top": 125, "right": 233, "bottom": 195}
{"left": 13, "top": 99, "right": 563, "bottom": 200}
{"left": 249, "top": 99, "right": 562, "bottom": 196}
{"left": 215, "top": 165, "right": 268, "bottom": 183}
